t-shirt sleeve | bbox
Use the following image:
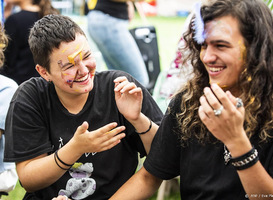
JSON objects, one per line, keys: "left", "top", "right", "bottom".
{"left": 144, "top": 98, "right": 181, "bottom": 180}
{"left": 0, "top": 76, "right": 18, "bottom": 130}
{"left": 4, "top": 81, "right": 52, "bottom": 162}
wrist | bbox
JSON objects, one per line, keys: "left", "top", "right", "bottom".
{"left": 130, "top": 113, "right": 151, "bottom": 134}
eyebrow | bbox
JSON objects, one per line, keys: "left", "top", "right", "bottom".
{"left": 210, "top": 40, "right": 231, "bottom": 45}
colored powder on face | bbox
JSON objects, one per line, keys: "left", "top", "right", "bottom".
{"left": 238, "top": 40, "right": 246, "bottom": 61}
{"left": 67, "top": 44, "right": 84, "bottom": 65}
{"left": 62, "top": 47, "right": 68, "bottom": 53}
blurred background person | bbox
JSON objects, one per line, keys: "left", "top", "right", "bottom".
{"left": 0, "top": 21, "right": 18, "bottom": 199}
{"left": 86, "top": 0, "right": 150, "bottom": 87}
{"left": 0, "top": 0, "right": 59, "bottom": 85}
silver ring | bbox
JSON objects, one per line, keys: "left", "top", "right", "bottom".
{"left": 236, "top": 98, "right": 243, "bottom": 108}
{"left": 214, "top": 105, "right": 223, "bottom": 116}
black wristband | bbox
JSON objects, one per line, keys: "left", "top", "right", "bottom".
{"left": 136, "top": 118, "right": 152, "bottom": 135}
{"left": 54, "top": 150, "right": 73, "bottom": 169}
{"left": 54, "top": 151, "right": 71, "bottom": 170}
{"left": 230, "top": 147, "right": 259, "bottom": 170}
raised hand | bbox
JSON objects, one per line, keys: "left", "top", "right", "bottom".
{"left": 114, "top": 76, "right": 143, "bottom": 121}
{"left": 198, "top": 83, "right": 246, "bottom": 147}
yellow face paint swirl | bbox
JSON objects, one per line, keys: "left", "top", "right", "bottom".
{"left": 67, "top": 44, "right": 84, "bottom": 65}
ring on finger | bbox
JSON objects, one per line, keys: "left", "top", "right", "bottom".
{"left": 236, "top": 98, "right": 243, "bottom": 108}
{"left": 214, "top": 105, "right": 223, "bottom": 116}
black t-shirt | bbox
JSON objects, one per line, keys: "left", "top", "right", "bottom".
{"left": 4, "top": 70, "right": 163, "bottom": 200}
{"left": 1, "top": 10, "right": 40, "bottom": 85}
{"left": 93, "top": 0, "right": 128, "bottom": 20}
{"left": 144, "top": 93, "right": 273, "bottom": 200}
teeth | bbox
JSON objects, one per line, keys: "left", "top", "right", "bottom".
{"left": 75, "top": 74, "right": 89, "bottom": 82}
{"left": 209, "top": 67, "right": 224, "bottom": 72}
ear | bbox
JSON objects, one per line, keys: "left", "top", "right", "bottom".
{"left": 36, "top": 64, "right": 50, "bottom": 81}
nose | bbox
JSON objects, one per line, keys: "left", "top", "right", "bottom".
{"left": 76, "top": 60, "right": 89, "bottom": 75}
{"left": 201, "top": 46, "right": 217, "bottom": 64}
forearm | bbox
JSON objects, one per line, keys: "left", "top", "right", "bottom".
{"left": 128, "top": 113, "right": 158, "bottom": 154}
{"left": 237, "top": 162, "right": 273, "bottom": 199}
{"left": 226, "top": 139, "right": 273, "bottom": 199}
{"left": 17, "top": 142, "right": 82, "bottom": 192}
{"left": 110, "top": 167, "right": 162, "bottom": 200}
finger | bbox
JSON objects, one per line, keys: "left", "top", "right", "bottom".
{"left": 120, "top": 82, "right": 137, "bottom": 93}
{"left": 100, "top": 132, "right": 126, "bottom": 151}
{"left": 226, "top": 91, "right": 238, "bottom": 106}
{"left": 210, "top": 83, "right": 234, "bottom": 109}
{"left": 98, "top": 122, "right": 119, "bottom": 135}
{"left": 75, "top": 121, "right": 89, "bottom": 135}
{"left": 113, "top": 76, "right": 127, "bottom": 83}
{"left": 199, "top": 95, "right": 214, "bottom": 117}
{"left": 203, "top": 86, "right": 222, "bottom": 111}
{"left": 114, "top": 81, "right": 129, "bottom": 92}
{"left": 128, "top": 87, "right": 142, "bottom": 95}
{"left": 198, "top": 105, "right": 210, "bottom": 122}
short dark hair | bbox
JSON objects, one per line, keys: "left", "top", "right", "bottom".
{"left": 28, "top": 14, "right": 86, "bottom": 72}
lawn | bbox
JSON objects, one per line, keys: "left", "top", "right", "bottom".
{"left": 2, "top": 14, "right": 185, "bottom": 200}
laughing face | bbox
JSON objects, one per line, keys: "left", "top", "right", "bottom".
{"left": 47, "top": 33, "right": 96, "bottom": 95}
{"left": 200, "top": 15, "right": 246, "bottom": 95}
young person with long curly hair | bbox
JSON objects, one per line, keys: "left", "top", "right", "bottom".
{"left": 110, "top": 0, "right": 273, "bottom": 199}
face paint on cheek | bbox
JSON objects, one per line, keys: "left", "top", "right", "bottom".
{"left": 238, "top": 40, "right": 246, "bottom": 62}
{"left": 58, "top": 61, "right": 78, "bottom": 88}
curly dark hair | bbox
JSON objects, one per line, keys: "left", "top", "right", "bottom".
{"left": 175, "top": 0, "right": 273, "bottom": 145}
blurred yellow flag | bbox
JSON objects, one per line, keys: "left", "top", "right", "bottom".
{"left": 87, "top": 0, "right": 98, "bottom": 10}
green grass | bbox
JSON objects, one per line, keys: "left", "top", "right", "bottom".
{"left": 1, "top": 14, "right": 185, "bottom": 200}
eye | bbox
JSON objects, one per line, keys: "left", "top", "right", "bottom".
{"left": 83, "top": 52, "right": 91, "bottom": 60}
{"left": 64, "top": 64, "right": 74, "bottom": 70}
{"left": 216, "top": 44, "right": 227, "bottom": 48}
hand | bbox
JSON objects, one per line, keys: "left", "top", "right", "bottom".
{"left": 52, "top": 195, "right": 71, "bottom": 200}
{"left": 70, "top": 121, "right": 126, "bottom": 155}
{"left": 198, "top": 83, "right": 247, "bottom": 147}
{"left": 114, "top": 76, "right": 143, "bottom": 121}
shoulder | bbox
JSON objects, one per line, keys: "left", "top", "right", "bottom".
{"left": 5, "top": 11, "right": 39, "bottom": 27}
{"left": 0, "top": 75, "right": 18, "bottom": 90}
{"left": 14, "top": 77, "right": 49, "bottom": 98}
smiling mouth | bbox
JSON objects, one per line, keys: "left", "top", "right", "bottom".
{"left": 74, "top": 73, "right": 89, "bottom": 82}
{"left": 209, "top": 67, "right": 225, "bottom": 72}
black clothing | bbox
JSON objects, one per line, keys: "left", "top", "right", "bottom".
{"left": 144, "top": 93, "right": 273, "bottom": 200}
{"left": 4, "top": 70, "right": 163, "bottom": 200}
{"left": 1, "top": 11, "right": 40, "bottom": 85}
{"left": 94, "top": 0, "right": 128, "bottom": 20}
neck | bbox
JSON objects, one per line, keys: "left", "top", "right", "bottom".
{"left": 20, "top": 1, "right": 40, "bottom": 12}
{"left": 56, "top": 88, "right": 89, "bottom": 114}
